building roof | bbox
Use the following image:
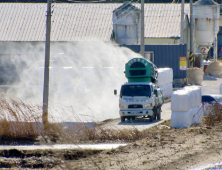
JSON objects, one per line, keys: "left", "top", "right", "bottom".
{"left": 142, "top": 3, "right": 190, "bottom": 38}
{"left": 0, "top": 3, "right": 190, "bottom": 42}
{"left": 113, "top": 2, "right": 140, "bottom": 13}
{"left": 194, "top": 0, "right": 218, "bottom": 5}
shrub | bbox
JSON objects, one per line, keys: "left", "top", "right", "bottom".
{"left": 202, "top": 104, "right": 222, "bottom": 126}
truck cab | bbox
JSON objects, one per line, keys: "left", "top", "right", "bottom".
{"left": 115, "top": 82, "right": 164, "bottom": 122}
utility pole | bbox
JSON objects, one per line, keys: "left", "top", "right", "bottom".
{"left": 180, "top": 0, "right": 184, "bottom": 44}
{"left": 141, "top": 0, "right": 145, "bottom": 58}
{"left": 213, "top": 6, "right": 217, "bottom": 62}
{"left": 190, "top": 0, "right": 194, "bottom": 67}
{"left": 43, "top": 0, "right": 52, "bottom": 130}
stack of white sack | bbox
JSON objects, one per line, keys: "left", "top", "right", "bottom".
{"left": 171, "top": 105, "right": 203, "bottom": 128}
{"left": 171, "top": 86, "right": 203, "bottom": 128}
{"left": 157, "top": 68, "right": 173, "bottom": 98}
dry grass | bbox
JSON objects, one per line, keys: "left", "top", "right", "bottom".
{"left": 0, "top": 95, "right": 146, "bottom": 144}
{"left": 0, "top": 95, "right": 78, "bottom": 143}
{"left": 202, "top": 104, "right": 222, "bottom": 127}
{"left": 0, "top": 96, "right": 43, "bottom": 140}
{"left": 88, "top": 128, "right": 143, "bottom": 142}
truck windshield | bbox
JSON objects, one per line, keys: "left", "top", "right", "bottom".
{"left": 120, "top": 85, "right": 151, "bottom": 97}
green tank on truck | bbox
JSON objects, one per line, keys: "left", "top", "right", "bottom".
{"left": 125, "top": 58, "right": 158, "bottom": 83}
{"left": 114, "top": 58, "right": 164, "bottom": 122}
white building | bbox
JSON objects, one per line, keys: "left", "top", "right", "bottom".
{"left": 0, "top": 2, "right": 221, "bottom": 61}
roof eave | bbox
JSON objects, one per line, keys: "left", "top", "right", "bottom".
{"left": 145, "top": 37, "right": 180, "bottom": 39}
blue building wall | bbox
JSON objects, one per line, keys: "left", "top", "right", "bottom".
{"left": 209, "top": 27, "right": 222, "bottom": 59}
{"left": 217, "top": 27, "right": 222, "bottom": 58}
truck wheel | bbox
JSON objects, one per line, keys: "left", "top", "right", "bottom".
{"left": 157, "top": 112, "right": 161, "bottom": 120}
{"left": 154, "top": 113, "right": 157, "bottom": 120}
{"left": 121, "top": 116, "right": 125, "bottom": 122}
{"left": 132, "top": 116, "right": 135, "bottom": 120}
{"left": 149, "top": 114, "right": 154, "bottom": 122}
{"left": 157, "top": 107, "right": 161, "bottom": 120}
{"left": 152, "top": 108, "right": 157, "bottom": 120}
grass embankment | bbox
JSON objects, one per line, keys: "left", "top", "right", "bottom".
{"left": 0, "top": 96, "right": 146, "bottom": 144}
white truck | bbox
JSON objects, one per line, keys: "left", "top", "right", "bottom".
{"left": 114, "top": 58, "right": 164, "bottom": 122}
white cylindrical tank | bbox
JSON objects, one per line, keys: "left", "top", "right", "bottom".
{"left": 193, "top": 0, "right": 220, "bottom": 54}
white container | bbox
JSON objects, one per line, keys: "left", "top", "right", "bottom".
{"left": 171, "top": 90, "right": 192, "bottom": 112}
{"left": 192, "top": 104, "right": 203, "bottom": 124}
{"left": 160, "top": 82, "right": 173, "bottom": 99}
{"left": 183, "top": 86, "right": 202, "bottom": 108}
{"left": 171, "top": 111, "right": 194, "bottom": 128}
{"left": 171, "top": 104, "right": 203, "bottom": 128}
{"left": 157, "top": 68, "right": 173, "bottom": 87}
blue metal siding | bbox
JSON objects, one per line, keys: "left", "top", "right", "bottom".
{"left": 218, "top": 34, "right": 222, "bottom": 47}
{"left": 121, "top": 44, "right": 187, "bottom": 79}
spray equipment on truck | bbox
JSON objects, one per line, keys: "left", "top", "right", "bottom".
{"left": 125, "top": 58, "right": 158, "bottom": 83}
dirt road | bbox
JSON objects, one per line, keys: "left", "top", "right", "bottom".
{"left": 99, "top": 102, "right": 171, "bottom": 131}
{"left": 56, "top": 120, "right": 222, "bottom": 170}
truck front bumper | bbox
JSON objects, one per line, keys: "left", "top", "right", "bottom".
{"left": 119, "top": 109, "right": 153, "bottom": 117}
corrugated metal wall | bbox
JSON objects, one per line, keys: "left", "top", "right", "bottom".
{"left": 121, "top": 44, "right": 187, "bottom": 79}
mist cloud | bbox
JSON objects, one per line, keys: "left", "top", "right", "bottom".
{"left": 2, "top": 41, "right": 142, "bottom": 122}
